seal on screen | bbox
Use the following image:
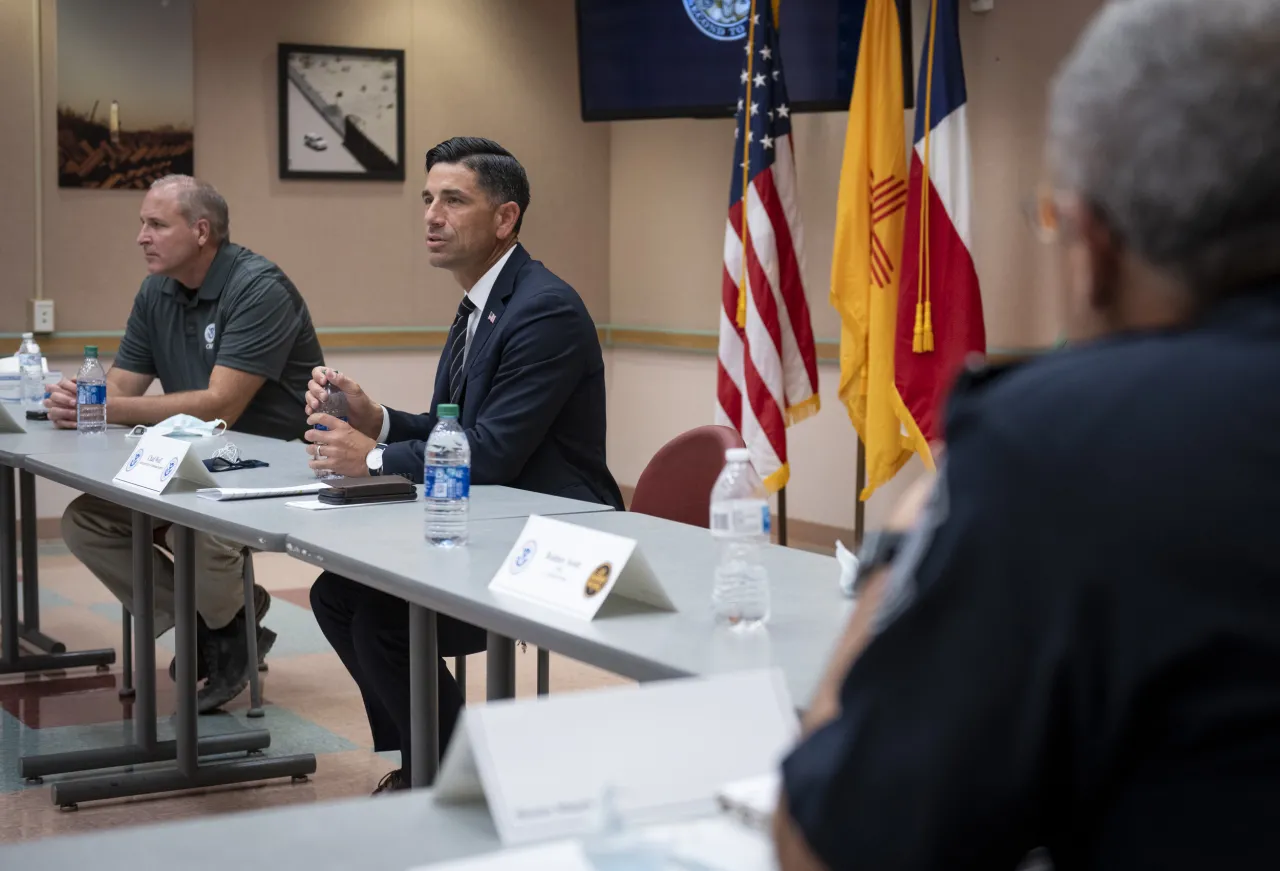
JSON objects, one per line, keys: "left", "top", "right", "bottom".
{"left": 585, "top": 562, "right": 612, "bottom": 597}
{"left": 683, "top": 0, "right": 750, "bottom": 41}
{"left": 511, "top": 540, "right": 537, "bottom": 574}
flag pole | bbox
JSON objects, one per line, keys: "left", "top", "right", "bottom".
{"left": 777, "top": 486, "right": 788, "bottom": 547}
{"left": 854, "top": 440, "right": 866, "bottom": 547}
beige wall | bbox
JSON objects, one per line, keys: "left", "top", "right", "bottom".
{"left": 0, "top": 0, "right": 38, "bottom": 332}
{"left": 12, "top": 0, "right": 1105, "bottom": 531}
{"left": 609, "top": 0, "right": 1102, "bottom": 348}
{"left": 13, "top": 0, "right": 610, "bottom": 332}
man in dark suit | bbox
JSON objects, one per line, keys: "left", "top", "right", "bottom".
{"left": 303, "top": 137, "right": 622, "bottom": 794}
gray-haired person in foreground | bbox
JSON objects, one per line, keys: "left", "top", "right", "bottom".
{"left": 774, "top": 1, "right": 1280, "bottom": 868}
{"left": 46, "top": 175, "right": 324, "bottom": 712}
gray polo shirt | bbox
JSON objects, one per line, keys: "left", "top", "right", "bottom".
{"left": 113, "top": 242, "right": 324, "bottom": 441}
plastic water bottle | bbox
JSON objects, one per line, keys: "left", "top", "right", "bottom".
{"left": 17, "top": 332, "right": 43, "bottom": 414}
{"left": 710, "top": 448, "right": 772, "bottom": 628}
{"left": 424, "top": 403, "right": 470, "bottom": 547}
{"left": 75, "top": 345, "right": 107, "bottom": 434}
{"left": 313, "top": 383, "right": 349, "bottom": 480}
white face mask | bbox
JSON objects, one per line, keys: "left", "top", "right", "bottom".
{"left": 128, "top": 414, "right": 227, "bottom": 439}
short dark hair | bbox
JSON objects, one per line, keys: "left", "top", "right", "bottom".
{"left": 425, "top": 137, "right": 531, "bottom": 236}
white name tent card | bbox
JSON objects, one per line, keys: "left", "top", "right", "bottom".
{"left": 113, "top": 432, "right": 217, "bottom": 493}
{"left": 414, "top": 817, "right": 773, "bottom": 871}
{"left": 0, "top": 403, "right": 26, "bottom": 434}
{"left": 434, "top": 669, "right": 798, "bottom": 847}
{"left": 488, "top": 515, "right": 674, "bottom": 619}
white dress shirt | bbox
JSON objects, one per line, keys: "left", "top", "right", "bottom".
{"left": 377, "top": 245, "right": 517, "bottom": 442}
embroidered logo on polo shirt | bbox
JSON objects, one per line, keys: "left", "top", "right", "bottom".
{"left": 204, "top": 323, "right": 216, "bottom": 349}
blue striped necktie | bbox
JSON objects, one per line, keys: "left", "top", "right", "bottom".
{"left": 447, "top": 295, "right": 478, "bottom": 405}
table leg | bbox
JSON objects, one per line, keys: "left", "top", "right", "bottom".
{"left": 0, "top": 466, "right": 115, "bottom": 675}
{"left": 242, "top": 548, "right": 263, "bottom": 718}
{"left": 132, "top": 511, "right": 156, "bottom": 749}
{"left": 21, "top": 517, "right": 314, "bottom": 803}
{"left": 173, "top": 525, "right": 198, "bottom": 776}
{"left": 486, "top": 632, "right": 516, "bottom": 701}
{"left": 537, "top": 647, "right": 550, "bottom": 697}
{"left": 119, "top": 610, "right": 134, "bottom": 699}
{"left": 1, "top": 467, "right": 18, "bottom": 666}
{"left": 19, "top": 470, "right": 42, "bottom": 634}
{"left": 409, "top": 604, "right": 440, "bottom": 788}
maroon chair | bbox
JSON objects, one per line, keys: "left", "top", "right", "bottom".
{"left": 630, "top": 425, "right": 746, "bottom": 527}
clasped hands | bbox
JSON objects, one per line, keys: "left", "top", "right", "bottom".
{"left": 303, "top": 367, "right": 384, "bottom": 478}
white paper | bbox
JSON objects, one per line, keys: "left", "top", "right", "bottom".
{"left": 488, "top": 515, "right": 674, "bottom": 620}
{"left": 417, "top": 807, "right": 775, "bottom": 870}
{"left": 435, "top": 669, "right": 797, "bottom": 847}
{"left": 197, "top": 482, "right": 329, "bottom": 501}
{"left": 0, "top": 403, "right": 26, "bottom": 434}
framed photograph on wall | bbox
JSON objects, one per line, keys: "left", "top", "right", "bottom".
{"left": 278, "top": 43, "right": 406, "bottom": 181}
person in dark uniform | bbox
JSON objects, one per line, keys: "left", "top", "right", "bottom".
{"left": 302, "top": 138, "right": 622, "bottom": 794}
{"left": 774, "top": 0, "right": 1280, "bottom": 868}
{"left": 47, "top": 175, "right": 324, "bottom": 713}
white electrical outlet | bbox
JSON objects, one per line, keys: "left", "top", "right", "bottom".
{"left": 30, "top": 299, "right": 55, "bottom": 334}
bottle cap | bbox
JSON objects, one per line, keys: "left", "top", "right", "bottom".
{"left": 725, "top": 448, "right": 751, "bottom": 463}
{"left": 84, "top": 345, "right": 99, "bottom": 358}
{"left": 437, "top": 403, "right": 460, "bottom": 419}
{"left": 21, "top": 332, "right": 33, "bottom": 339}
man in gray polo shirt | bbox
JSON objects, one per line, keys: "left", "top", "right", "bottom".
{"left": 46, "top": 174, "right": 323, "bottom": 712}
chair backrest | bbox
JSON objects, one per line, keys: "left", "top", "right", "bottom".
{"left": 630, "top": 425, "right": 746, "bottom": 528}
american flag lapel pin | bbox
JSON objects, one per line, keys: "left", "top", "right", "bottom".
{"left": 487, "top": 311, "right": 496, "bottom": 324}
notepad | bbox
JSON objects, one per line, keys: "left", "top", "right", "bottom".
{"left": 195, "top": 483, "right": 330, "bottom": 501}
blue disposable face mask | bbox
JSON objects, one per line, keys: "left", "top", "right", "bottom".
{"left": 127, "top": 414, "right": 227, "bottom": 439}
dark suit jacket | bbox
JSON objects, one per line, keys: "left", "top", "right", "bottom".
{"left": 381, "top": 244, "right": 623, "bottom": 510}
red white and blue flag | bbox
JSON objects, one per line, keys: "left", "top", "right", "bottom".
{"left": 896, "top": 0, "right": 985, "bottom": 446}
{"left": 716, "top": 0, "right": 820, "bottom": 492}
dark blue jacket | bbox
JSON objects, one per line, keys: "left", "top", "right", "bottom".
{"left": 381, "top": 245, "right": 623, "bottom": 510}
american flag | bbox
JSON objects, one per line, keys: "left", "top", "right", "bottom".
{"left": 716, "top": 0, "right": 820, "bottom": 492}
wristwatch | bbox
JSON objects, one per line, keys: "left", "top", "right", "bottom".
{"left": 365, "top": 443, "right": 388, "bottom": 477}
{"left": 852, "top": 529, "right": 908, "bottom": 595}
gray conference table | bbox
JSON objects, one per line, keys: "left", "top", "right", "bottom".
{"left": 285, "top": 508, "right": 849, "bottom": 787}
{"left": 19, "top": 429, "right": 615, "bottom": 805}
{"left": 0, "top": 420, "right": 122, "bottom": 674}
{"left": 0, "top": 788, "right": 503, "bottom": 871}
{"left": 17, "top": 431, "right": 324, "bottom": 807}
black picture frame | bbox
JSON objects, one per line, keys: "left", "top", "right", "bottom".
{"left": 277, "top": 42, "right": 406, "bottom": 181}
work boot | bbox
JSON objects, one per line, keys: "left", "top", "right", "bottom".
{"left": 373, "top": 769, "right": 409, "bottom": 796}
{"left": 168, "top": 585, "right": 273, "bottom": 683}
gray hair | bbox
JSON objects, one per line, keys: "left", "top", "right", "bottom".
{"left": 1048, "top": 0, "right": 1280, "bottom": 303}
{"left": 150, "top": 174, "right": 230, "bottom": 245}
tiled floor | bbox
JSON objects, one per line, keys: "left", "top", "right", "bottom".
{"left": 0, "top": 544, "right": 627, "bottom": 845}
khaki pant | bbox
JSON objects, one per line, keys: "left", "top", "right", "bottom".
{"left": 62, "top": 493, "right": 245, "bottom": 636}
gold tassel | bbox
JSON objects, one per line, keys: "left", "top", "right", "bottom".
{"left": 785, "top": 394, "right": 821, "bottom": 426}
{"left": 923, "top": 300, "right": 934, "bottom": 352}
{"left": 912, "top": 301, "right": 924, "bottom": 353}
